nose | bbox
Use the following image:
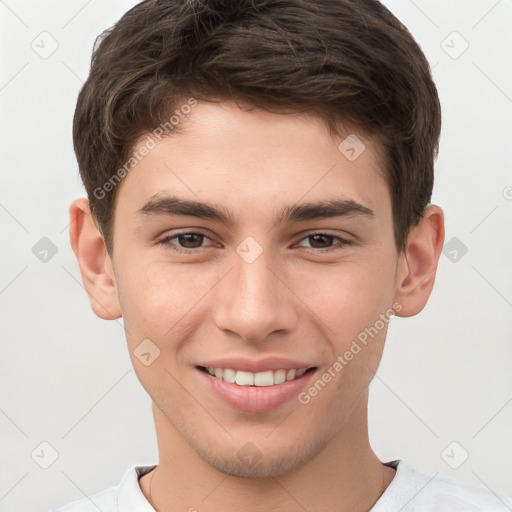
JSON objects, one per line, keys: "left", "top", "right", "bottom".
{"left": 212, "top": 250, "right": 299, "bottom": 343}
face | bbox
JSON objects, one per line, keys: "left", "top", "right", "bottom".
{"left": 108, "top": 100, "right": 402, "bottom": 477}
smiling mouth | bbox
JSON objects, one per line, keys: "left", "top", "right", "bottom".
{"left": 197, "top": 366, "right": 316, "bottom": 387}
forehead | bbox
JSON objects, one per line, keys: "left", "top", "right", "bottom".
{"left": 115, "top": 100, "right": 390, "bottom": 222}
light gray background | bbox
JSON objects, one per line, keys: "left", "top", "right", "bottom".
{"left": 0, "top": 1, "right": 511, "bottom": 511}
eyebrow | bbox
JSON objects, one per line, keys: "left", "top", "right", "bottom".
{"left": 137, "top": 195, "right": 375, "bottom": 226}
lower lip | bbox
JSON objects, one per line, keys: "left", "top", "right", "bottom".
{"left": 195, "top": 367, "right": 317, "bottom": 413}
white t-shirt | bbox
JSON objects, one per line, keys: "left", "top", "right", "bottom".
{"left": 51, "top": 460, "right": 512, "bottom": 511}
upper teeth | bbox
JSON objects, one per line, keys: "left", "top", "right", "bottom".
{"left": 206, "top": 367, "right": 308, "bottom": 386}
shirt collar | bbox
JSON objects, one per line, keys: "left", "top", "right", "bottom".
{"left": 117, "top": 464, "right": 157, "bottom": 512}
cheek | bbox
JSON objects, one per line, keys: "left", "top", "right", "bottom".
{"left": 115, "top": 265, "right": 203, "bottom": 394}
{"left": 115, "top": 264, "right": 181, "bottom": 339}
{"left": 116, "top": 262, "right": 220, "bottom": 349}
{"left": 290, "top": 256, "right": 394, "bottom": 339}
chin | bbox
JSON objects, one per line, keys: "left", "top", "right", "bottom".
{"left": 192, "top": 434, "right": 330, "bottom": 479}
{"left": 199, "top": 449, "right": 306, "bottom": 479}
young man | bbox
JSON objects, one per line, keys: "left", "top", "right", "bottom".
{"left": 55, "top": 0, "right": 511, "bottom": 510}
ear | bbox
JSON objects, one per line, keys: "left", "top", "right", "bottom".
{"left": 393, "top": 204, "right": 445, "bottom": 317}
{"left": 69, "top": 197, "right": 122, "bottom": 320}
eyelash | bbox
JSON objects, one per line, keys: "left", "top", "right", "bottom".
{"left": 158, "top": 231, "right": 352, "bottom": 254}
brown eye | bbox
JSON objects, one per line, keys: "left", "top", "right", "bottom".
{"left": 177, "top": 233, "right": 204, "bottom": 248}
{"left": 296, "top": 232, "right": 351, "bottom": 252}
{"left": 159, "top": 231, "right": 215, "bottom": 253}
{"left": 307, "top": 234, "right": 335, "bottom": 249}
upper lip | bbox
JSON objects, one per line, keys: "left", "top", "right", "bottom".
{"left": 198, "top": 356, "right": 316, "bottom": 373}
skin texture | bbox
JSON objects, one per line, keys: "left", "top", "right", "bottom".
{"left": 70, "top": 100, "right": 444, "bottom": 511}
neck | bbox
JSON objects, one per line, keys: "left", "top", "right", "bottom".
{"left": 140, "top": 393, "right": 395, "bottom": 511}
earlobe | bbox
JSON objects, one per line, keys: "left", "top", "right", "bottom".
{"left": 69, "top": 197, "right": 122, "bottom": 320}
{"left": 393, "top": 205, "right": 445, "bottom": 317}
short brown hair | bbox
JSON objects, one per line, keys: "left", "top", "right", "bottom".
{"left": 73, "top": 0, "right": 441, "bottom": 254}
